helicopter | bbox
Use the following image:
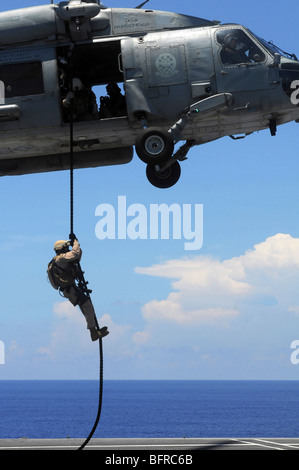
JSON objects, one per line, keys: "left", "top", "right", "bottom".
{"left": 0, "top": 0, "right": 298, "bottom": 188}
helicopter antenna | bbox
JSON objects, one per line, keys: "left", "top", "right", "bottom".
{"left": 135, "top": 0, "right": 150, "bottom": 8}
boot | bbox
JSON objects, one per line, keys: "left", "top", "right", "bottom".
{"left": 90, "top": 326, "right": 109, "bottom": 342}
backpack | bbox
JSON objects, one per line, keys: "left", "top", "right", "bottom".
{"left": 47, "top": 257, "right": 76, "bottom": 290}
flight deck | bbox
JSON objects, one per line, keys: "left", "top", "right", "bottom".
{"left": 1, "top": 437, "right": 299, "bottom": 451}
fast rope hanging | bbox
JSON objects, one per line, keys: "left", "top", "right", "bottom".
{"left": 69, "top": 102, "right": 104, "bottom": 452}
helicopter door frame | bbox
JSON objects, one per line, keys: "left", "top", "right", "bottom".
{"left": 57, "top": 39, "right": 127, "bottom": 123}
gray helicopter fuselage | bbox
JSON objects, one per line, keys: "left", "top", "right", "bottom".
{"left": 0, "top": 2, "right": 298, "bottom": 178}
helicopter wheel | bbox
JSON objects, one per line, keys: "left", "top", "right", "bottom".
{"left": 135, "top": 128, "right": 174, "bottom": 165}
{"left": 146, "top": 161, "right": 181, "bottom": 189}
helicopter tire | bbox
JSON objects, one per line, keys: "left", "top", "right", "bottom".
{"left": 135, "top": 128, "right": 174, "bottom": 165}
{"left": 146, "top": 161, "right": 181, "bottom": 189}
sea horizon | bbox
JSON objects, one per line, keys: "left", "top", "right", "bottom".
{"left": 1, "top": 379, "right": 299, "bottom": 439}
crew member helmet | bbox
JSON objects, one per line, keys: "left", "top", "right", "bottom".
{"left": 54, "top": 240, "right": 70, "bottom": 252}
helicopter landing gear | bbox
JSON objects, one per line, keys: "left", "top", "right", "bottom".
{"left": 145, "top": 140, "right": 196, "bottom": 189}
{"left": 135, "top": 128, "right": 174, "bottom": 165}
{"left": 146, "top": 161, "right": 181, "bottom": 189}
{"left": 135, "top": 121, "right": 197, "bottom": 188}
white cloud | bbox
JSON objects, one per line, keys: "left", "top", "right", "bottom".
{"left": 37, "top": 302, "right": 132, "bottom": 361}
{"left": 53, "top": 300, "right": 82, "bottom": 321}
{"left": 133, "top": 329, "right": 151, "bottom": 344}
{"left": 30, "top": 233, "right": 299, "bottom": 379}
{"left": 37, "top": 301, "right": 92, "bottom": 359}
{"left": 7, "top": 340, "right": 25, "bottom": 359}
{"left": 239, "top": 233, "right": 299, "bottom": 270}
{"left": 289, "top": 306, "right": 299, "bottom": 316}
{"left": 134, "top": 234, "right": 299, "bottom": 341}
{"left": 141, "top": 297, "right": 239, "bottom": 326}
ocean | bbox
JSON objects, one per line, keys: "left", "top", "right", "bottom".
{"left": 0, "top": 380, "right": 299, "bottom": 439}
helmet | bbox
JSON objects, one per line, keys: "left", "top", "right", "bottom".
{"left": 72, "top": 78, "right": 83, "bottom": 92}
{"left": 106, "top": 82, "right": 120, "bottom": 94}
{"left": 224, "top": 34, "right": 238, "bottom": 49}
{"left": 54, "top": 240, "right": 70, "bottom": 252}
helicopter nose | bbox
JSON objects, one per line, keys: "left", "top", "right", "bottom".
{"left": 279, "top": 61, "right": 299, "bottom": 98}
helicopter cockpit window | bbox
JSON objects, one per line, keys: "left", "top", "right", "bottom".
{"left": 217, "top": 29, "right": 266, "bottom": 65}
{"left": 0, "top": 62, "right": 44, "bottom": 98}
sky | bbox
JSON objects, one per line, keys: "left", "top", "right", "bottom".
{"left": 1, "top": 0, "right": 299, "bottom": 381}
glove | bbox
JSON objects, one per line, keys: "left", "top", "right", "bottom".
{"left": 69, "top": 233, "right": 77, "bottom": 246}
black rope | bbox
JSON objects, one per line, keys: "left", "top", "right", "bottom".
{"left": 68, "top": 104, "right": 104, "bottom": 451}
{"left": 76, "top": 262, "right": 104, "bottom": 450}
{"left": 70, "top": 106, "right": 74, "bottom": 236}
{"left": 77, "top": 337, "right": 103, "bottom": 451}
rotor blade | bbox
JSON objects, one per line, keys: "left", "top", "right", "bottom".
{"left": 135, "top": 0, "right": 150, "bottom": 9}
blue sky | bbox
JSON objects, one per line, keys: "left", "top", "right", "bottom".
{"left": 1, "top": 0, "right": 299, "bottom": 380}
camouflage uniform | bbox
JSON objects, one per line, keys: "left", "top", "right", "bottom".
{"left": 49, "top": 239, "right": 109, "bottom": 341}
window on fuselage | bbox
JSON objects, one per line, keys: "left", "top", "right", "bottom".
{"left": 216, "top": 29, "right": 266, "bottom": 65}
{"left": 0, "top": 62, "right": 44, "bottom": 98}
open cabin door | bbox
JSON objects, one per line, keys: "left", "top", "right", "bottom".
{"left": 57, "top": 39, "right": 127, "bottom": 122}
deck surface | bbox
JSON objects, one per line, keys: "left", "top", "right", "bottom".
{"left": 1, "top": 437, "right": 299, "bottom": 451}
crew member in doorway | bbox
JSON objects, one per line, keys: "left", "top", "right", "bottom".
{"left": 47, "top": 236, "right": 109, "bottom": 342}
{"left": 62, "top": 78, "right": 98, "bottom": 122}
{"left": 99, "top": 82, "right": 127, "bottom": 118}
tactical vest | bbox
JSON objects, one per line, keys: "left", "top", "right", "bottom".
{"left": 47, "top": 257, "right": 76, "bottom": 290}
